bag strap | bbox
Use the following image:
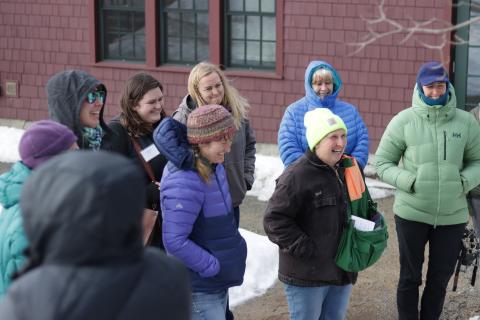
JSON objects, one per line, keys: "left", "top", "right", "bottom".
{"left": 131, "top": 137, "right": 157, "bottom": 183}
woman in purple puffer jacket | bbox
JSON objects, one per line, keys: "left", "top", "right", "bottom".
{"left": 158, "top": 105, "right": 247, "bottom": 320}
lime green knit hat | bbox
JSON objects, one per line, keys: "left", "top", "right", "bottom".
{"left": 304, "top": 108, "right": 347, "bottom": 151}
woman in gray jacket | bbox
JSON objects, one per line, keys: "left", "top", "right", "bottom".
{"left": 173, "top": 62, "right": 256, "bottom": 227}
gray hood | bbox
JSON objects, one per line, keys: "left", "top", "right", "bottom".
{"left": 46, "top": 70, "right": 108, "bottom": 148}
{"left": 20, "top": 151, "right": 145, "bottom": 266}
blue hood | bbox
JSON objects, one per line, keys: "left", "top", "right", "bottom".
{"left": 304, "top": 60, "right": 343, "bottom": 108}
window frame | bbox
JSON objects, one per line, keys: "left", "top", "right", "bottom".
{"left": 158, "top": 0, "right": 210, "bottom": 65}
{"left": 452, "top": 0, "right": 480, "bottom": 111}
{"left": 224, "top": 0, "right": 277, "bottom": 70}
{"left": 96, "top": 0, "right": 147, "bottom": 62}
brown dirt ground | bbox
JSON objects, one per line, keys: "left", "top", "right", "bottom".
{"left": 234, "top": 195, "right": 480, "bottom": 320}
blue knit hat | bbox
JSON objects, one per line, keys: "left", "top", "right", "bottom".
{"left": 416, "top": 61, "right": 449, "bottom": 86}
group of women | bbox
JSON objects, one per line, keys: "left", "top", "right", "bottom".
{"left": 3, "top": 62, "right": 254, "bottom": 319}
{"left": 2, "top": 58, "right": 478, "bottom": 320}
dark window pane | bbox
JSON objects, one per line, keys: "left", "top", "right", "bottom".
{"left": 120, "top": 34, "right": 132, "bottom": 56}
{"left": 262, "top": 41, "right": 275, "bottom": 63}
{"left": 197, "top": 39, "right": 209, "bottom": 61}
{"left": 180, "top": 0, "right": 193, "bottom": 9}
{"left": 246, "top": 0, "right": 259, "bottom": 12}
{"left": 262, "top": 16, "right": 275, "bottom": 41}
{"left": 166, "top": 0, "right": 179, "bottom": 9}
{"left": 229, "top": 0, "right": 243, "bottom": 11}
{"left": 130, "top": 0, "right": 144, "bottom": 7}
{"left": 246, "top": 40, "right": 260, "bottom": 65}
{"left": 231, "top": 16, "right": 245, "bottom": 39}
{"left": 134, "top": 12, "right": 145, "bottom": 31}
{"left": 135, "top": 34, "right": 145, "bottom": 57}
{"left": 231, "top": 40, "right": 245, "bottom": 65}
{"left": 467, "top": 77, "right": 480, "bottom": 96}
{"left": 470, "top": 14, "right": 480, "bottom": 45}
{"left": 196, "top": 0, "right": 208, "bottom": 10}
{"left": 167, "top": 12, "right": 181, "bottom": 36}
{"left": 261, "top": 0, "right": 275, "bottom": 13}
{"left": 197, "top": 13, "right": 209, "bottom": 38}
{"left": 167, "top": 36, "right": 181, "bottom": 60}
{"left": 246, "top": 16, "right": 260, "bottom": 40}
{"left": 182, "top": 13, "right": 196, "bottom": 34}
{"left": 182, "top": 40, "right": 195, "bottom": 61}
{"left": 468, "top": 47, "right": 480, "bottom": 76}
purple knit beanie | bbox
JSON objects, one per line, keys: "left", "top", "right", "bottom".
{"left": 416, "top": 61, "right": 449, "bottom": 86}
{"left": 187, "top": 105, "right": 236, "bottom": 144}
{"left": 19, "top": 120, "right": 77, "bottom": 169}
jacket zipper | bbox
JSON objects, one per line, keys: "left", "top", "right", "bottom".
{"left": 443, "top": 130, "right": 447, "bottom": 161}
{"left": 214, "top": 168, "right": 231, "bottom": 214}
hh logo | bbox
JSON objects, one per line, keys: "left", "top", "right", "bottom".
{"left": 452, "top": 132, "right": 461, "bottom": 138}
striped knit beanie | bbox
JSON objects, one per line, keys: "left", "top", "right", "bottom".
{"left": 187, "top": 104, "right": 236, "bottom": 144}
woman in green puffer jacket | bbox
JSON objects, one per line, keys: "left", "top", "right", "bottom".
{"left": 375, "top": 61, "right": 480, "bottom": 320}
{"left": 0, "top": 120, "right": 77, "bottom": 297}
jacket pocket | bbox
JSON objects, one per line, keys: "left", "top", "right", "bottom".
{"left": 314, "top": 195, "right": 337, "bottom": 207}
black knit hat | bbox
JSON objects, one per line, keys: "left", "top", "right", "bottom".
{"left": 187, "top": 105, "right": 236, "bottom": 144}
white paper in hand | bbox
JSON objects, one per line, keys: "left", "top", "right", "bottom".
{"left": 351, "top": 215, "right": 375, "bottom": 232}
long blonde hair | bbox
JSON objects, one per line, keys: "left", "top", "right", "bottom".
{"left": 187, "top": 62, "right": 250, "bottom": 129}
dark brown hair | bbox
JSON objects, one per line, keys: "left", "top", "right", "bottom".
{"left": 120, "top": 73, "right": 166, "bottom": 137}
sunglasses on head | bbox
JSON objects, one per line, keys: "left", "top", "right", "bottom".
{"left": 86, "top": 91, "right": 106, "bottom": 104}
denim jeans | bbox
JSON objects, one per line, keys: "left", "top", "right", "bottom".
{"left": 191, "top": 289, "right": 228, "bottom": 320}
{"left": 395, "top": 215, "right": 465, "bottom": 320}
{"left": 284, "top": 283, "right": 353, "bottom": 320}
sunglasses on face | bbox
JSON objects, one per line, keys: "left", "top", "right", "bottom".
{"left": 86, "top": 91, "right": 106, "bottom": 104}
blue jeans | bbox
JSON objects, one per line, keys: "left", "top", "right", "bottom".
{"left": 284, "top": 283, "right": 353, "bottom": 320}
{"left": 191, "top": 290, "right": 228, "bottom": 320}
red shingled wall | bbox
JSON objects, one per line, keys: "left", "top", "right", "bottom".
{"left": 0, "top": 0, "right": 453, "bottom": 152}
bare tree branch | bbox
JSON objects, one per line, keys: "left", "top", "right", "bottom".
{"left": 348, "top": 0, "right": 480, "bottom": 60}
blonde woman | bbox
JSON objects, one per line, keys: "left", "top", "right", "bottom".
{"left": 173, "top": 62, "right": 256, "bottom": 228}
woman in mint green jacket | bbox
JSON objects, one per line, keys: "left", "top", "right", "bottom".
{"left": 375, "top": 61, "right": 480, "bottom": 320}
{"left": 0, "top": 120, "right": 77, "bottom": 296}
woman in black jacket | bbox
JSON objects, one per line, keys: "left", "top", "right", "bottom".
{"left": 0, "top": 151, "right": 190, "bottom": 320}
{"left": 264, "top": 108, "right": 356, "bottom": 320}
{"left": 102, "top": 73, "right": 167, "bottom": 249}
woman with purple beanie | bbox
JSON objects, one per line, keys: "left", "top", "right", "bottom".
{"left": 0, "top": 120, "right": 77, "bottom": 296}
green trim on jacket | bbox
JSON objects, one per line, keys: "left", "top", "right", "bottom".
{"left": 375, "top": 84, "right": 480, "bottom": 226}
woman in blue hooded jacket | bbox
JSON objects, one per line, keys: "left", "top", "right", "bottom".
{"left": 278, "top": 60, "right": 369, "bottom": 168}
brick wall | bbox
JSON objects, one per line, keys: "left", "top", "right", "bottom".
{"left": 0, "top": 0, "right": 452, "bottom": 152}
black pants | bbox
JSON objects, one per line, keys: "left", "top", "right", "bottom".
{"left": 395, "top": 215, "right": 465, "bottom": 320}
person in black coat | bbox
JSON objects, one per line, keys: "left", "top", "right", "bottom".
{"left": 102, "top": 73, "right": 168, "bottom": 248}
{"left": 0, "top": 151, "right": 190, "bottom": 320}
{"left": 264, "top": 108, "right": 356, "bottom": 320}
